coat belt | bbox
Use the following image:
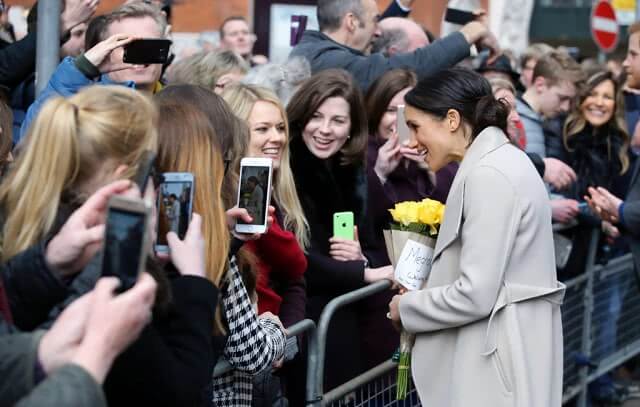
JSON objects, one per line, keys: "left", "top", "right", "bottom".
{"left": 481, "top": 281, "right": 566, "bottom": 356}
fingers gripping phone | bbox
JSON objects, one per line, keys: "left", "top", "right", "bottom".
{"left": 236, "top": 158, "right": 273, "bottom": 234}
{"left": 155, "top": 173, "right": 195, "bottom": 254}
{"left": 102, "top": 196, "right": 152, "bottom": 293}
{"left": 333, "top": 212, "right": 354, "bottom": 240}
{"left": 123, "top": 39, "right": 172, "bottom": 65}
{"left": 396, "top": 105, "right": 410, "bottom": 145}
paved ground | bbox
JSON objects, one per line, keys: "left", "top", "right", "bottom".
{"left": 624, "top": 399, "right": 640, "bottom": 406}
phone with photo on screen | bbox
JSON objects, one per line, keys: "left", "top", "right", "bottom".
{"left": 155, "top": 172, "right": 195, "bottom": 254}
{"left": 396, "top": 104, "right": 410, "bottom": 145}
{"left": 102, "top": 196, "right": 151, "bottom": 293}
{"left": 236, "top": 157, "right": 273, "bottom": 234}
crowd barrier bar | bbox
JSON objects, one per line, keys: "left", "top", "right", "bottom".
{"left": 305, "top": 280, "right": 392, "bottom": 406}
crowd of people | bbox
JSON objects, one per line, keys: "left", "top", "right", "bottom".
{"left": 1, "top": 0, "right": 640, "bottom": 405}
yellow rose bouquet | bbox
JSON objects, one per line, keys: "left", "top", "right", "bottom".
{"left": 385, "top": 198, "right": 444, "bottom": 400}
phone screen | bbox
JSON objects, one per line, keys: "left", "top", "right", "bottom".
{"left": 103, "top": 207, "right": 145, "bottom": 292}
{"left": 157, "top": 179, "right": 193, "bottom": 245}
{"left": 123, "top": 39, "right": 171, "bottom": 65}
{"left": 238, "top": 165, "right": 270, "bottom": 226}
{"left": 396, "top": 105, "right": 410, "bottom": 145}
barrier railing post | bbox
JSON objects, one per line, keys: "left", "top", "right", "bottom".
{"left": 305, "top": 280, "right": 391, "bottom": 406}
{"left": 576, "top": 228, "right": 600, "bottom": 407}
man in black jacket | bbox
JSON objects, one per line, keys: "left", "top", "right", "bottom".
{"left": 289, "top": 0, "right": 498, "bottom": 91}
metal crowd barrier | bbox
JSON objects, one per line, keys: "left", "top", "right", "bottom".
{"left": 211, "top": 228, "right": 640, "bottom": 407}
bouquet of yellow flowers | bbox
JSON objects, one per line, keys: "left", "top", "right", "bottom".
{"left": 385, "top": 198, "right": 444, "bottom": 400}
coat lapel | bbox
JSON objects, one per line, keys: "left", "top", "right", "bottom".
{"left": 433, "top": 127, "right": 510, "bottom": 261}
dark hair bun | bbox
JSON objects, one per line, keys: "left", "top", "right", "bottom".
{"left": 473, "top": 95, "right": 509, "bottom": 138}
{"left": 405, "top": 68, "right": 510, "bottom": 140}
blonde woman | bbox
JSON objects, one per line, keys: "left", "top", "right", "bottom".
{"left": 168, "top": 49, "right": 249, "bottom": 94}
{"left": 222, "top": 83, "right": 309, "bottom": 325}
{"left": 0, "top": 85, "right": 222, "bottom": 406}
{"left": 0, "top": 85, "right": 157, "bottom": 263}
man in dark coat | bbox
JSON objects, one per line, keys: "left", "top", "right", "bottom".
{"left": 289, "top": 0, "right": 498, "bottom": 91}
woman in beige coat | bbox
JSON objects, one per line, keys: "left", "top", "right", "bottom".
{"left": 388, "top": 68, "right": 565, "bottom": 407}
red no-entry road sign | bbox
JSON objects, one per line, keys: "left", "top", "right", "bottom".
{"left": 591, "top": 1, "right": 619, "bottom": 53}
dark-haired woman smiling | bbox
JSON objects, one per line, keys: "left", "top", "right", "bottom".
{"left": 388, "top": 68, "right": 565, "bottom": 407}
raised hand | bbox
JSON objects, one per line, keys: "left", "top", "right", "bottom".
{"left": 46, "top": 180, "right": 135, "bottom": 277}
{"left": 167, "top": 213, "right": 206, "bottom": 278}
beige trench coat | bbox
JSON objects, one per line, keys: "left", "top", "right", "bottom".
{"left": 399, "top": 127, "right": 565, "bottom": 407}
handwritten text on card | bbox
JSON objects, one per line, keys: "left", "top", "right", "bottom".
{"left": 394, "top": 239, "right": 434, "bottom": 291}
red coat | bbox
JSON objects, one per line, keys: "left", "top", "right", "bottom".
{"left": 245, "top": 217, "right": 307, "bottom": 320}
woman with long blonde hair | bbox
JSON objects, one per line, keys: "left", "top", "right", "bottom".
{"left": 0, "top": 85, "right": 157, "bottom": 262}
{"left": 154, "top": 84, "right": 286, "bottom": 407}
{"left": 222, "top": 83, "right": 308, "bottom": 323}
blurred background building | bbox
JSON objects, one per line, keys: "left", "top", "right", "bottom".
{"left": 6, "top": 0, "right": 637, "bottom": 62}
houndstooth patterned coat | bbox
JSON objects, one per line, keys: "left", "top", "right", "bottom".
{"left": 211, "top": 257, "right": 286, "bottom": 406}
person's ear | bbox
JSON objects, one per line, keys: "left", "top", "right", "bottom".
{"left": 533, "top": 76, "right": 547, "bottom": 94}
{"left": 446, "top": 109, "right": 461, "bottom": 132}
{"left": 345, "top": 12, "right": 357, "bottom": 33}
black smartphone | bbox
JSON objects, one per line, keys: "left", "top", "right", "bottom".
{"left": 102, "top": 196, "right": 151, "bottom": 293}
{"left": 444, "top": 8, "right": 476, "bottom": 25}
{"left": 133, "top": 151, "right": 157, "bottom": 193}
{"left": 156, "top": 172, "right": 195, "bottom": 254}
{"left": 123, "top": 39, "right": 172, "bottom": 65}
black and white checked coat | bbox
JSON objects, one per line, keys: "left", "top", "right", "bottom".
{"left": 211, "top": 257, "right": 286, "bottom": 406}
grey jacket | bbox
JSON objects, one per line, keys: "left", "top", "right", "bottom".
{"left": 289, "top": 30, "right": 471, "bottom": 91}
{"left": 516, "top": 97, "right": 546, "bottom": 158}
{"left": 0, "top": 331, "right": 106, "bottom": 407}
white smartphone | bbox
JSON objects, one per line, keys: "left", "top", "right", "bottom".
{"left": 236, "top": 157, "right": 273, "bottom": 234}
{"left": 155, "top": 172, "right": 195, "bottom": 254}
{"left": 397, "top": 105, "right": 410, "bottom": 145}
{"left": 102, "top": 196, "right": 152, "bottom": 293}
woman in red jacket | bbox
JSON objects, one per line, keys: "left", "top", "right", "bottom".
{"left": 222, "top": 84, "right": 309, "bottom": 325}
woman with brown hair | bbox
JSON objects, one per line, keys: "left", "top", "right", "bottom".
{"left": 287, "top": 69, "right": 393, "bottom": 390}
{"left": 154, "top": 84, "right": 286, "bottom": 407}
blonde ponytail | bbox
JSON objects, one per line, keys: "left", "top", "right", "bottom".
{"left": 0, "top": 85, "right": 158, "bottom": 261}
{"left": 0, "top": 98, "right": 81, "bottom": 261}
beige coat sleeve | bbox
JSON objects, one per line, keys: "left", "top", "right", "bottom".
{"left": 399, "top": 166, "right": 522, "bottom": 334}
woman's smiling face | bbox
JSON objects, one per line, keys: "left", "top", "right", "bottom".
{"left": 302, "top": 96, "right": 351, "bottom": 160}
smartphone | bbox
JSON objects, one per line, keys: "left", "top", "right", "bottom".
{"left": 396, "top": 105, "right": 410, "bottom": 145}
{"left": 333, "top": 212, "right": 354, "bottom": 240}
{"left": 102, "top": 196, "right": 151, "bottom": 293}
{"left": 123, "top": 39, "right": 172, "bottom": 65}
{"left": 444, "top": 8, "right": 475, "bottom": 25}
{"left": 155, "top": 172, "right": 195, "bottom": 254}
{"left": 236, "top": 157, "right": 273, "bottom": 234}
{"left": 133, "top": 151, "right": 157, "bottom": 194}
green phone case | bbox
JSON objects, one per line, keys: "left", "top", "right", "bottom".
{"left": 333, "top": 212, "right": 354, "bottom": 240}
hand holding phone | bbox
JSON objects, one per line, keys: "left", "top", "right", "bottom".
{"left": 46, "top": 180, "right": 134, "bottom": 277}
{"left": 102, "top": 196, "right": 152, "bottom": 293}
{"left": 84, "top": 34, "right": 139, "bottom": 74}
{"left": 236, "top": 158, "right": 273, "bottom": 235}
